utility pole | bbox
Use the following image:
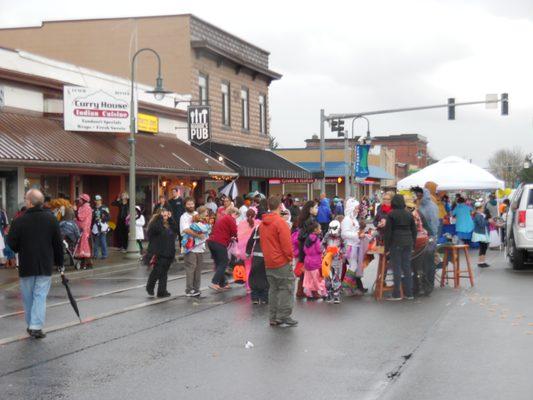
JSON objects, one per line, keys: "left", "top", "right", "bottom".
{"left": 319, "top": 109, "right": 325, "bottom": 193}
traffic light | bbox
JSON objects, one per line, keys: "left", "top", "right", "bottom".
{"left": 338, "top": 119, "right": 345, "bottom": 132}
{"left": 447, "top": 98, "right": 455, "bottom": 120}
{"left": 331, "top": 120, "right": 338, "bottom": 132}
{"left": 501, "top": 93, "right": 509, "bottom": 116}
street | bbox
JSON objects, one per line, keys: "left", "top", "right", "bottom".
{"left": 1, "top": 250, "right": 532, "bottom": 400}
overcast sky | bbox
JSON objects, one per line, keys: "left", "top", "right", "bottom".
{"left": 0, "top": 0, "right": 532, "bottom": 166}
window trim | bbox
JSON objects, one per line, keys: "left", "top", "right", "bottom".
{"left": 198, "top": 72, "right": 209, "bottom": 106}
{"left": 221, "top": 81, "right": 231, "bottom": 127}
{"left": 241, "top": 86, "right": 249, "bottom": 132}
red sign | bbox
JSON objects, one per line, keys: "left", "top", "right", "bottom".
{"left": 269, "top": 178, "right": 314, "bottom": 185}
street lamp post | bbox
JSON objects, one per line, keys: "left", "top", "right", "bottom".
{"left": 126, "top": 48, "right": 171, "bottom": 259}
{"left": 347, "top": 116, "right": 371, "bottom": 199}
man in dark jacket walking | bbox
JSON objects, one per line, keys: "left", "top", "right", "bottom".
{"left": 7, "top": 189, "right": 64, "bottom": 338}
{"left": 384, "top": 194, "right": 417, "bottom": 301}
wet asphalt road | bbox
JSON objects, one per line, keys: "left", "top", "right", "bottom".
{"left": 1, "top": 250, "right": 532, "bottom": 400}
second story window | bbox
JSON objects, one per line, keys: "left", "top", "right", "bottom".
{"left": 259, "top": 94, "right": 266, "bottom": 134}
{"left": 199, "top": 74, "right": 208, "bottom": 105}
{"left": 241, "top": 88, "right": 249, "bottom": 131}
{"left": 221, "top": 82, "right": 230, "bottom": 126}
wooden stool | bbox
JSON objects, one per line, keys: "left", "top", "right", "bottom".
{"left": 373, "top": 252, "right": 403, "bottom": 301}
{"left": 440, "top": 244, "right": 474, "bottom": 288}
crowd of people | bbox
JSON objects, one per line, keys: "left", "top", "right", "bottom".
{"left": 2, "top": 181, "right": 512, "bottom": 338}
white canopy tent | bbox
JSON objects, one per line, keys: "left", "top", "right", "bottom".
{"left": 397, "top": 156, "right": 504, "bottom": 191}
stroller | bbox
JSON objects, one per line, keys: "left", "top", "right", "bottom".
{"left": 60, "top": 220, "right": 82, "bottom": 270}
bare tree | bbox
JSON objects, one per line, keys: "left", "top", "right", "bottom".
{"left": 488, "top": 148, "right": 524, "bottom": 187}
{"left": 268, "top": 135, "right": 279, "bottom": 150}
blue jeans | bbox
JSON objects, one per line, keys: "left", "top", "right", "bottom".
{"left": 93, "top": 233, "right": 108, "bottom": 258}
{"left": 390, "top": 244, "right": 413, "bottom": 298}
{"left": 20, "top": 275, "right": 52, "bottom": 330}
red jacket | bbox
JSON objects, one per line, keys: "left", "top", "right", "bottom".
{"left": 259, "top": 212, "right": 293, "bottom": 269}
{"left": 208, "top": 214, "right": 237, "bottom": 247}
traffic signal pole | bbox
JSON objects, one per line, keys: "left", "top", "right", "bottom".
{"left": 319, "top": 93, "right": 508, "bottom": 198}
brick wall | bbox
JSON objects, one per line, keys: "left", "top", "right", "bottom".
{"left": 191, "top": 53, "right": 270, "bottom": 149}
{"left": 372, "top": 139, "right": 427, "bottom": 167}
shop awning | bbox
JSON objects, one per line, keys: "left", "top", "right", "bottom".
{"left": 197, "top": 142, "right": 313, "bottom": 179}
{"left": 297, "top": 162, "right": 394, "bottom": 180}
{"left": 0, "top": 112, "right": 236, "bottom": 176}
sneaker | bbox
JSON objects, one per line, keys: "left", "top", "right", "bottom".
{"left": 269, "top": 319, "right": 281, "bottom": 326}
{"left": 30, "top": 329, "right": 46, "bottom": 339}
{"left": 157, "top": 292, "right": 171, "bottom": 298}
{"left": 185, "top": 290, "right": 195, "bottom": 297}
{"left": 260, "top": 299, "right": 268, "bottom": 305}
{"left": 252, "top": 299, "right": 260, "bottom": 305}
{"left": 477, "top": 263, "right": 490, "bottom": 268}
{"left": 278, "top": 317, "right": 298, "bottom": 328}
{"left": 146, "top": 288, "right": 155, "bottom": 297}
{"left": 326, "top": 297, "right": 334, "bottom": 303}
{"left": 386, "top": 296, "right": 402, "bottom": 301}
{"left": 406, "top": 296, "right": 415, "bottom": 300}
{"left": 192, "top": 290, "right": 201, "bottom": 297}
{"left": 333, "top": 297, "right": 341, "bottom": 304}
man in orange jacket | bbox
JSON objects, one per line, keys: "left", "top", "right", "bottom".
{"left": 260, "top": 196, "right": 297, "bottom": 327}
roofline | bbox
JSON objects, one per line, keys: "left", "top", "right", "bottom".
{"left": 191, "top": 40, "right": 281, "bottom": 80}
{"left": 0, "top": 13, "right": 271, "bottom": 55}
{"left": 0, "top": 158, "right": 237, "bottom": 176}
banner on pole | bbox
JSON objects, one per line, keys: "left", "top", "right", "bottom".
{"left": 355, "top": 144, "right": 370, "bottom": 178}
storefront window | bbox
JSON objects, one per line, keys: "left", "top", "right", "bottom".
{"left": 283, "top": 183, "right": 309, "bottom": 201}
{"left": 25, "top": 173, "right": 70, "bottom": 199}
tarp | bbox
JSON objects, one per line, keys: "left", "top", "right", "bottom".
{"left": 397, "top": 156, "right": 504, "bottom": 191}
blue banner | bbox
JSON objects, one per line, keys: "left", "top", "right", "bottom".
{"left": 355, "top": 144, "right": 370, "bottom": 178}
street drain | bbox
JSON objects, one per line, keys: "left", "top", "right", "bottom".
{"left": 386, "top": 353, "right": 413, "bottom": 381}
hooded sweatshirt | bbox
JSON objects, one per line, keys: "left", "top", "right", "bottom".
{"left": 259, "top": 212, "right": 293, "bottom": 268}
{"left": 418, "top": 188, "right": 439, "bottom": 237}
{"left": 424, "top": 181, "right": 446, "bottom": 219}
{"left": 303, "top": 233, "right": 322, "bottom": 271}
{"left": 316, "top": 198, "right": 332, "bottom": 224}
{"left": 384, "top": 194, "right": 417, "bottom": 250}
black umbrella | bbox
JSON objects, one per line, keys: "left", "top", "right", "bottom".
{"left": 60, "top": 271, "right": 82, "bottom": 322}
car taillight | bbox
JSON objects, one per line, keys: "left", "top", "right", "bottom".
{"left": 518, "top": 211, "right": 526, "bottom": 228}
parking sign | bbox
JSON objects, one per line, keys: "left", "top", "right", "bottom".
{"left": 188, "top": 105, "right": 211, "bottom": 144}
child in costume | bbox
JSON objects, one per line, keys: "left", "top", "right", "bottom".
{"left": 321, "top": 220, "right": 344, "bottom": 304}
{"left": 303, "top": 222, "right": 326, "bottom": 299}
{"left": 181, "top": 208, "right": 211, "bottom": 254}
{"left": 246, "top": 224, "right": 269, "bottom": 304}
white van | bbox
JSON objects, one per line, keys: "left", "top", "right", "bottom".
{"left": 506, "top": 183, "right": 533, "bottom": 269}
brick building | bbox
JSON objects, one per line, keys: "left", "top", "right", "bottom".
{"left": 0, "top": 14, "right": 311, "bottom": 195}
{"left": 371, "top": 134, "right": 428, "bottom": 179}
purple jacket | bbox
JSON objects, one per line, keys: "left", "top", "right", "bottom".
{"left": 304, "top": 233, "right": 323, "bottom": 271}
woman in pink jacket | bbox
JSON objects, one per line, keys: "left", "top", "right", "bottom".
{"left": 303, "top": 221, "right": 326, "bottom": 299}
{"left": 75, "top": 193, "right": 93, "bottom": 269}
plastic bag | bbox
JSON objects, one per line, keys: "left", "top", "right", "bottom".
{"left": 489, "top": 229, "right": 501, "bottom": 248}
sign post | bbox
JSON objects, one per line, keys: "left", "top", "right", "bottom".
{"left": 188, "top": 105, "right": 211, "bottom": 144}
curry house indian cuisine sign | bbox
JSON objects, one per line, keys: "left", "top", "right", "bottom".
{"left": 63, "top": 86, "right": 130, "bottom": 133}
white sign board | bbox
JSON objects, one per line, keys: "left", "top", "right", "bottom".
{"left": 63, "top": 86, "right": 131, "bottom": 132}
